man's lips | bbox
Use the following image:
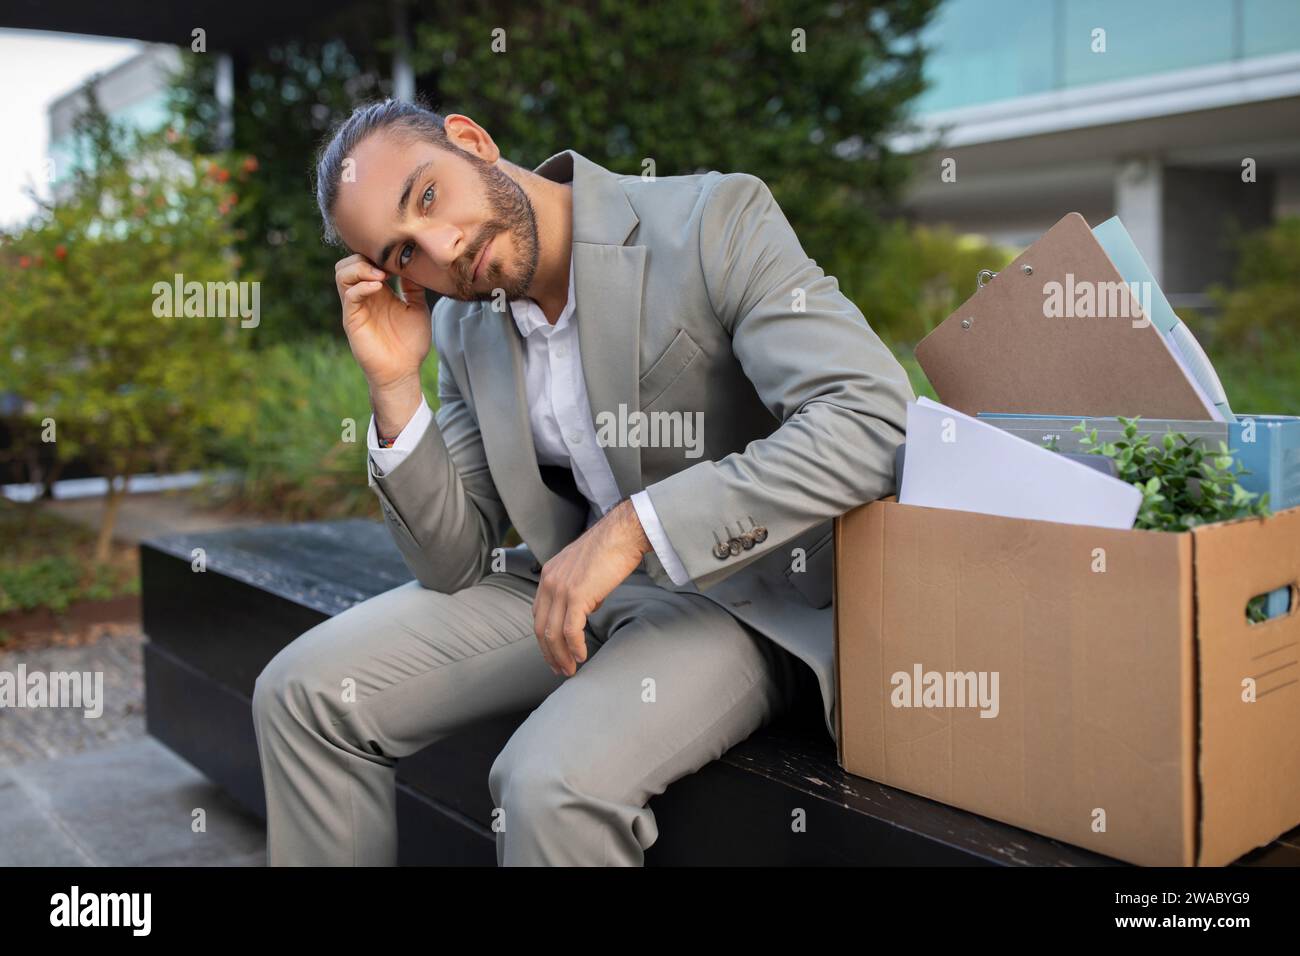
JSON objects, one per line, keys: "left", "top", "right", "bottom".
{"left": 472, "top": 236, "right": 494, "bottom": 284}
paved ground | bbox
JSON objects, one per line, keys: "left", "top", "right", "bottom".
{"left": 0, "top": 629, "right": 146, "bottom": 765}
{"left": 0, "top": 629, "right": 267, "bottom": 866}
{"left": 0, "top": 484, "right": 272, "bottom": 865}
{"left": 43, "top": 488, "right": 269, "bottom": 546}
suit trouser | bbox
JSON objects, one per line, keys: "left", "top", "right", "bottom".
{"left": 251, "top": 567, "right": 806, "bottom": 865}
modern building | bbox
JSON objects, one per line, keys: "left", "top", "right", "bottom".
{"left": 47, "top": 43, "right": 178, "bottom": 194}
{"left": 896, "top": 0, "right": 1300, "bottom": 306}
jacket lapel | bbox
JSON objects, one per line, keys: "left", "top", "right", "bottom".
{"left": 461, "top": 301, "right": 586, "bottom": 561}
{"left": 574, "top": 241, "right": 645, "bottom": 499}
{"left": 553, "top": 148, "right": 645, "bottom": 500}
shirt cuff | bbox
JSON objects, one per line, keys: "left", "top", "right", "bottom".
{"left": 367, "top": 395, "right": 433, "bottom": 476}
{"left": 631, "top": 489, "right": 691, "bottom": 586}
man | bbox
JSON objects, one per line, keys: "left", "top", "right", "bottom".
{"left": 252, "top": 97, "right": 913, "bottom": 866}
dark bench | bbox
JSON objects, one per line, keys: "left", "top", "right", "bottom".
{"left": 140, "top": 520, "right": 1300, "bottom": 866}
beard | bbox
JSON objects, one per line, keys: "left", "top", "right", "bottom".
{"left": 454, "top": 154, "right": 540, "bottom": 303}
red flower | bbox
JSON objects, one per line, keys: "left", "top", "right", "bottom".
{"left": 242, "top": 156, "right": 259, "bottom": 173}
{"left": 216, "top": 167, "right": 230, "bottom": 183}
{"left": 18, "top": 255, "right": 30, "bottom": 268}
{"left": 227, "top": 193, "right": 238, "bottom": 205}
{"left": 54, "top": 245, "right": 67, "bottom": 260}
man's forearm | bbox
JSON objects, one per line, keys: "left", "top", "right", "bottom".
{"left": 370, "top": 372, "right": 425, "bottom": 441}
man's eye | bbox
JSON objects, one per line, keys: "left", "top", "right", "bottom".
{"left": 422, "top": 184, "right": 435, "bottom": 208}
{"left": 398, "top": 242, "right": 415, "bottom": 268}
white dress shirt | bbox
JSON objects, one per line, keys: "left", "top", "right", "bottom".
{"left": 367, "top": 254, "right": 691, "bottom": 585}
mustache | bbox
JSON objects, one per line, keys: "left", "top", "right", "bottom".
{"left": 463, "top": 226, "right": 499, "bottom": 283}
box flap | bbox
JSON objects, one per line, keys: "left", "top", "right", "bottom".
{"left": 1191, "top": 505, "right": 1300, "bottom": 865}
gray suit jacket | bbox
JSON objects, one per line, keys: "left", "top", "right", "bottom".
{"left": 366, "top": 148, "right": 914, "bottom": 742}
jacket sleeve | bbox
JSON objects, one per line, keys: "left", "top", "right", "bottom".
{"left": 642, "top": 172, "right": 914, "bottom": 590}
{"left": 366, "top": 348, "right": 512, "bottom": 592}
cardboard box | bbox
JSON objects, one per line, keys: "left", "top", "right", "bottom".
{"left": 833, "top": 497, "right": 1300, "bottom": 866}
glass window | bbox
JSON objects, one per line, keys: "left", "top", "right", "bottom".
{"left": 913, "top": 0, "right": 1057, "bottom": 112}
{"left": 1062, "top": 0, "right": 1234, "bottom": 87}
{"left": 1243, "top": 0, "right": 1300, "bottom": 56}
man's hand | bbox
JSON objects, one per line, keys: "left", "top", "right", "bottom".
{"left": 533, "top": 498, "right": 653, "bottom": 677}
{"left": 334, "top": 253, "right": 432, "bottom": 437}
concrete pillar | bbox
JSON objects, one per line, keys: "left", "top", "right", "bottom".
{"left": 215, "top": 52, "right": 234, "bottom": 149}
{"left": 392, "top": 0, "right": 414, "bottom": 101}
{"left": 1114, "top": 156, "right": 1164, "bottom": 285}
{"left": 1114, "top": 155, "right": 1275, "bottom": 299}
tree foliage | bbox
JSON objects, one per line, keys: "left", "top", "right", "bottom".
{"left": 169, "top": 0, "right": 941, "bottom": 341}
{"left": 0, "top": 84, "right": 257, "bottom": 558}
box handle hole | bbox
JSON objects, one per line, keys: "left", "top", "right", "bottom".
{"left": 1246, "top": 583, "right": 1297, "bottom": 624}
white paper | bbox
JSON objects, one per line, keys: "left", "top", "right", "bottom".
{"left": 899, "top": 397, "right": 1143, "bottom": 529}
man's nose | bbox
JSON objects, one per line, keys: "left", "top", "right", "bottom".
{"left": 419, "top": 226, "right": 465, "bottom": 273}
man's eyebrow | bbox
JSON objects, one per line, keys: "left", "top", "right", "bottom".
{"left": 376, "top": 159, "right": 435, "bottom": 268}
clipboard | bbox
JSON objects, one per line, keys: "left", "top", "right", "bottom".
{"left": 914, "top": 212, "right": 1218, "bottom": 421}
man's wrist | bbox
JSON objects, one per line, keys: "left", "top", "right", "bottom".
{"left": 370, "top": 372, "right": 423, "bottom": 442}
{"left": 613, "top": 497, "right": 653, "bottom": 556}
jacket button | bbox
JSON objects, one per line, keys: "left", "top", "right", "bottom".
{"left": 739, "top": 532, "right": 755, "bottom": 549}
{"left": 752, "top": 525, "right": 768, "bottom": 543}
{"left": 713, "top": 542, "right": 731, "bottom": 560}
{"left": 726, "top": 537, "right": 743, "bottom": 556}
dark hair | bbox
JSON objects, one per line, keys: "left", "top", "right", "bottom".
{"left": 313, "top": 96, "right": 454, "bottom": 248}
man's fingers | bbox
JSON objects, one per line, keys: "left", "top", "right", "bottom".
{"left": 545, "top": 592, "right": 575, "bottom": 676}
{"left": 563, "top": 605, "right": 588, "bottom": 665}
{"left": 336, "top": 258, "right": 387, "bottom": 291}
{"left": 546, "top": 600, "right": 575, "bottom": 676}
{"left": 532, "top": 587, "right": 560, "bottom": 675}
{"left": 341, "top": 280, "right": 386, "bottom": 315}
{"left": 334, "top": 253, "right": 367, "bottom": 274}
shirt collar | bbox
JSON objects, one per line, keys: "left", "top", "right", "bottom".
{"left": 510, "top": 252, "right": 575, "bottom": 339}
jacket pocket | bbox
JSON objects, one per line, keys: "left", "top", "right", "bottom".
{"left": 638, "top": 327, "right": 702, "bottom": 410}
{"left": 783, "top": 526, "right": 834, "bottom": 609}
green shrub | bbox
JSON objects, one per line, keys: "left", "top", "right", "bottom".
{"left": 1202, "top": 342, "right": 1300, "bottom": 417}
{"left": 1187, "top": 216, "right": 1300, "bottom": 417}
{"left": 890, "top": 344, "right": 937, "bottom": 400}
{"left": 0, "top": 556, "right": 81, "bottom": 614}
{"left": 209, "top": 335, "right": 439, "bottom": 520}
{"left": 0, "top": 502, "right": 139, "bottom": 616}
{"left": 838, "top": 220, "right": 1018, "bottom": 347}
{"left": 1208, "top": 216, "right": 1300, "bottom": 351}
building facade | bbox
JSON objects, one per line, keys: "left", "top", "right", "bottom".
{"left": 897, "top": 0, "right": 1300, "bottom": 306}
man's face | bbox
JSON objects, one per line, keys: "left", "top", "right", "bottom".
{"left": 331, "top": 129, "right": 539, "bottom": 302}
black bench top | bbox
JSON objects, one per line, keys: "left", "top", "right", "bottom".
{"left": 140, "top": 520, "right": 1300, "bottom": 867}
